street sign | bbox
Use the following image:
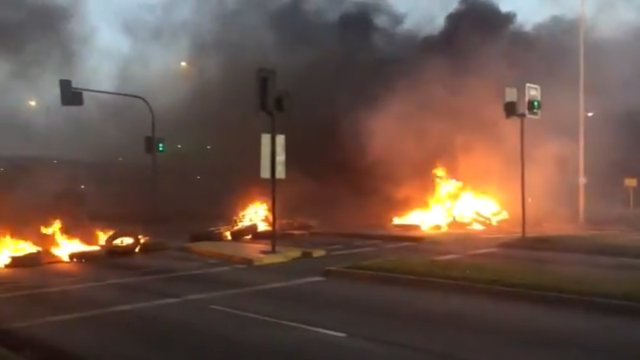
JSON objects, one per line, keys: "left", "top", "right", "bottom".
{"left": 525, "top": 83, "right": 541, "bottom": 118}
{"left": 260, "top": 133, "right": 285, "bottom": 179}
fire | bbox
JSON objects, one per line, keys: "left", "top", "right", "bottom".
{"left": 96, "top": 230, "right": 115, "bottom": 246}
{"left": 392, "top": 167, "right": 508, "bottom": 231}
{"left": 40, "top": 220, "right": 101, "bottom": 262}
{"left": 234, "top": 201, "right": 272, "bottom": 231}
{"left": 0, "top": 235, "right": 42, "bottom": 268}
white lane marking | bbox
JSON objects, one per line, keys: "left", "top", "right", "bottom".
{"left": 432, "top": 254, "right": 461, "bottom": 260}
{"left": 208, "top": 305, "right": 347, "bottom": 337}
{"left": 354, "top": 240, "right": 382, "bottom": 246}
{"left": 7, "top": 277, "right": 325, "bottom": 328}
{"left": 467, "top": 248, "right": 497, "bottom": 255}
{"left": 0, "top": 266, "right": 240, "bottom": 300}
{"left": 383, "top": 242, "right": 414, "bottom": 249}
{"left": 330, "top": 247, "right": 375, "bottom": 255}
{"left": 326, "top": 245, "right": 344, "bottom": 250}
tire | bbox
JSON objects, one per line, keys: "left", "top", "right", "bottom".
{"left": 103, "top": 231, "right": 142, "bottom": 256}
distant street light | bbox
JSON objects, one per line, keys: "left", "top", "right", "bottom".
{"left": 27, "top": 100, "right": 37, "bottom": 107}
{"left": 180, "top": 61, "right": 188, "bottom": 68}
{"left": 587, "top": 112, "right": 594, "bottom": 117}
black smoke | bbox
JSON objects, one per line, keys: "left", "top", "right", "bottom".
{"left": 3, "top": 0, "right": 640, "bottom": 225}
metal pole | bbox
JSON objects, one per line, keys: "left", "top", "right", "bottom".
{"left": 520, "top": 114, "right": 527, "bottom": 238}
{"left": 578, "top": 0, "right": 586, "bottom": 224}
{"left": 630, "top": 188, "right": 634, "bottom": 210}
{"left": 270, "top": 114, "right": 277, "bottom": 253}
{"left": 73, "top": 87, "right": 157, "bottom": 223}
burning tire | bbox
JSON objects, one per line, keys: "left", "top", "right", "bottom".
{"left": 103, "top": 231, "right": 142, "bottom": 256}
{"left": 189, "top": 227, "right": 231, "bottom": 243}
{"left": 5, "top": 252, "right": 44, "bottom": 268}
{"left": 230, "top": 224, "right": 258, "bottom": 240}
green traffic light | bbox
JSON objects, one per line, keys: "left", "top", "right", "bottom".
{"left": 157, "top": 143, "right": 165, "bottom": 153}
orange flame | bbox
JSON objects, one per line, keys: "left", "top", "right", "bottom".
{"left": 392, "top": 167, "right": 508, "bottom": 231}
{"left": 40, "top": 220, "right": 102, "bottom": 262}
{"left": 0, "top": 235, "right": 42, "bottom": 268}
{"left": 234, "top": 201, "right": 271, "bottom": 231}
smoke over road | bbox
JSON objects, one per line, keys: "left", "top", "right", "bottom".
{"left": 0, "top": 0, "right": 638, "bottom": 225}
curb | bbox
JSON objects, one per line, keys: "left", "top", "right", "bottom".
{"left": 184, "top": 243, "right": 326, "bottom": 266}
{"left": 324, "top": 267, "right": 640, "bottom": 317}
{"left": 310, "top": 231, "right": 427, "bottom": 242}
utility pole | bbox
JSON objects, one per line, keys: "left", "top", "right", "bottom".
{"left": 578, "top": 0, "right": 586, "bottom": 224}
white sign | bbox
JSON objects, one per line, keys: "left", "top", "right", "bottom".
{"left": 260, "top": 133, "right": 286, "bottom": 179}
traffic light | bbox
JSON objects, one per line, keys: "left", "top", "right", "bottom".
{"left": 504, "top": 87, "right": 518, "bottom": 119}
{"left": 257, "top": 68, "right": 276, "bottom": 115}
{"left": 156, "top": 138, "right": 165, "bottom": 153}
{"left": 59, "top": 79, "right": 84, "bottom": 106}
{"left": 525, "top": 83, "right": 541, "bottom": 118}
{"left": 275, "top": 91, "right": 291, "bottom": 113}
{"left": 145, "top": 136, "right": 165, "bottom": 154}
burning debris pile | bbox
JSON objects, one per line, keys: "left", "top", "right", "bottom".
{"left": 233, "top": 201, "right": 272, "bottom": 233}
{"left": 393, "top": 167, "right": 508, "bottom": 231}
{"left": 0, "top": 219, "right": 148, "bottom": 268}
{"left": 190, "top": 201, "right": 316, "bottom": 242}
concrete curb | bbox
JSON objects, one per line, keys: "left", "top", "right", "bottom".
{"left": 184, "top": 243, "right": 326, "bottom": 266}
{"left": 310, "top": 231, "right": 427, "bottom": 242}
{"left": 324, "top": 267, "right": 640, "bottom": 317}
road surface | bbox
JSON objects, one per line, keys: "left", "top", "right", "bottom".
{"left": 0, "top": 235, "right": 637, "bottom": 359}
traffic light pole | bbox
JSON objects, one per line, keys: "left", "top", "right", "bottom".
{"left": 71, "top": 87, "right": 158, "bottom": 223}
{"left": 269, "top": 112, "right": 278, "bottom": 253}
{"left": 518, "top": 113, "right": 527, "bottom": 238}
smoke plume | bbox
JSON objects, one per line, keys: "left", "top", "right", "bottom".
{"left": 1, "top": 0, "right": 639, "bottom": 225}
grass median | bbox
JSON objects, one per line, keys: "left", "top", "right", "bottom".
{"left": 346, "top": 255, "right": 640, "bottom": 303}
{"left": 499, "top": 235, "right": 640, "bottom": 259}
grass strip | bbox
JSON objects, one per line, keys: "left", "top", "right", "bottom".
{"left": 348, "top": 257, "right": 640, "bottom": 303}
{"left": 499, "top": 235, "right": 640, "bottom": 259}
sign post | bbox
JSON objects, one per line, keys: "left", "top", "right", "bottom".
{"left": 257, "top": 69, "right": 291, "bottom": 253}
{"left": 624, "top": 177, "right": 637, "bottom": 210}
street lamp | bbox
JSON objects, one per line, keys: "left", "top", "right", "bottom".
{"left": 587, "top": 112, "right": 594, "bottom": 117}
{"left": 180, "top": 61, "right": 188, "bottom": 68}
{"left": 27, "top": 99, "right": 37, "bottom": 107}
{"left": 578, "top": 0, "right": 586, "bottom": 224}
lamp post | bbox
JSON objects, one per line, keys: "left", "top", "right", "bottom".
{"left": 578, "top": 0, "right": 586, "bottom": 224}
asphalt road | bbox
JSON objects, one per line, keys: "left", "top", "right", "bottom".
{"left": 0, "top": 234, "right": 638, "bottom": 359}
